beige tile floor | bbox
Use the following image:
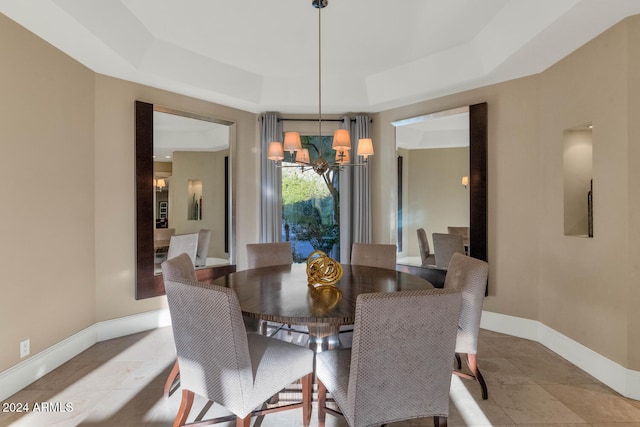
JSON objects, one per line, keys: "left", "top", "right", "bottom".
{"left": 2, "top": 326, "right": 640, "bottom": 427}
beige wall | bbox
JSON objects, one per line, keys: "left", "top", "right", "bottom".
{"left": 2, "top": 13, "right": 260, "bottom": 372}
{"left": 404, "top": 147, "right": 470, "bottom": 257}
{"left": 170, "top": 150, "right": 229, "bottom": 259}
{"left": 94, "top": 75, "right": 259, "bottom": 323}
{"left": 375, "top": 16, "right": 640, "bottom": 369}
{"left": 537, "top": 17, "right": 631, "bottom": 368}
{"left": 0, "top": 14, "right": 96, "bottom": 370}
{"left": 3, "top": 8, "right": 640, "bottom": 376}
{"left": 627, "top": 15, "right": 640, "bottom": 371}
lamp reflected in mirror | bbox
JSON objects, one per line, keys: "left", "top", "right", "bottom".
{"left": 154, "top": 178, "right": 166, "bottom": 191}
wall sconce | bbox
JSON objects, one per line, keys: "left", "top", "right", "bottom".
{"left": 461, "top": 176, "right": 469, "bottom": 188}
{"left": 154, "top": 178, "right": 166, "bottom": 191}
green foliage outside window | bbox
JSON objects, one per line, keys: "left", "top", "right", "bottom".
{"left": 281, "top": 135, "right": 340, "bottom": 262}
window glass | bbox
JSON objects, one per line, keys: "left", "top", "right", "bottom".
{"left": 282, "top": 135, "right": 340, "bottom": 262}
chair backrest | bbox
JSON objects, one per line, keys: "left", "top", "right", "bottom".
{"left": 195, "top": 229, "right": 212, "bottom": 267}
{"left": 246, "top": 242, "right": 293, "bottom": 268}
{"left": 167, "top": 233, "right": 199, "bottom": 265}
{"left": 443, "top": 252, "right": 489, "bottom": 354}
{"left": 345, "top": 289, "right": 462, "bottom": 426}
{"left": 161, "top": 254, "right": 253, "bottom": 416}
{"left": 162, "top": 250, "right": 197, "bottom": 282}
{"left": 432, "top": 232, "right": 465, "bottom": 269}
{"left": 416, "top": 228, "right": 434, "bottom": 266}
{"left": 447, "top": 226, "right": 470, "bottom": 246}
{"left": 350, "top": 242, "right": 397, "bottom": 270}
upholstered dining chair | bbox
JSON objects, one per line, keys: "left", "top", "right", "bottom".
{"left": 162, "top": 254, "right": 314, "bottom": 427}
{"left": 447, "top": 226, "right": 470, "bottom": 254}
{"left": 161, "top": 250, "right": 266, "bottom": 398}
{"left": 161, "top": 253, "right": 197, "bottom": 398}
{"left": 350, "top": 242, "right": 397, "bottom": 270}
{"left": 316, "top": 288, "right": 462, "bottom": 427}
{"left": 167, "top": 233, "right": 199, "bottom": 265}
{"left": 416, "top": 228, "right": 436, "bottom": 266}
{"left": 246, "top": 242, "right": 294, "bottom": 268}
{"left": 245, "top": 242, "right": 294, "bottom": 335}
{"left": 432, "top": 232, "right": 465, "bottom": 269}
{"left": 195, "top": 229, "right": 211, "bottom": 267}
{"left": 444, "top": 252, "right": 490, "bottom": 399}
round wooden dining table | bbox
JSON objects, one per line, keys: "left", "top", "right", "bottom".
{"left": 212, "top": 263, "right": 434, "bottom": 351}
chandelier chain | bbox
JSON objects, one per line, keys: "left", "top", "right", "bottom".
{"left": 318, "top": 2, "right": 322, "bottom": 139}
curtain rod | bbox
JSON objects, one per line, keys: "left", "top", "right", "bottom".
{"left": 278, "top": 118, "right": 348, "bottom": 122}
{"left": 277, "top": 118, "right": 373, "bottom": 123}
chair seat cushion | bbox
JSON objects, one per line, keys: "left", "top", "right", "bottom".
{"left": 247, "top": 333, "right": 314, "bottom": 410}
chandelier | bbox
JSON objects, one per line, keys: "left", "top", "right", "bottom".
{"left": 266, "top": 0, "right": 374, "bottom": 176}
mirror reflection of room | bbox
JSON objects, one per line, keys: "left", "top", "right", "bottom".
{"left": 187, "top": 179, "right": 203, "bottom": 221}
{"left": 563, "top": 123, "right": 593, "bottom": 238}
{"left": 395, "top": 107, "right": 470, "bottom": 268}
{"left": 153, "top": 110, "right": 231, "bottom": 273}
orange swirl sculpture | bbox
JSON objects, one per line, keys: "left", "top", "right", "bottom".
{"left": 306, "top": 250, "right": 343, "bottom": 287}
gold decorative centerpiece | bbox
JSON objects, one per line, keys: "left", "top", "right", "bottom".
{"left": 306, "top": 250, "right": 343, "bottom": 287}
{"left": 308, "top": 284, "right": 342, "bottom": 315}
{"left": 306, "top": 251, "right": 343, "bottom": 314}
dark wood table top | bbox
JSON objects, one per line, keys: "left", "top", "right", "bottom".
{"left": 212, "top": 263, "right": 434, "bottom": 327}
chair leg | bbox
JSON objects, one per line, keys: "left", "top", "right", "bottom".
{"left": 302, "top": 373, "right": 312, "bottom": 427}
{"left": 164, "top": 359, "right": 180, "bottom": 398}
{"left": 173, "top": 389, "right": 194, "bottom": 427}
{"left": 434, "top": 415, "right": 448, "bottom": 427}
{"left": 467, "top": 353, "right": 488, "bottom": 400}
{"left": 260, "top": 320, "right": 268, "bottom": 335}
{"left": 236, "top": 415, "right": 251, "bottom": 427}
{"left": 317, "top": 379, "right": 327, "bottom": 427}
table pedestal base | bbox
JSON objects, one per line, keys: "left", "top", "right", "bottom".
{"left": 307, "top": 324, "right": 341, "bottom": 353}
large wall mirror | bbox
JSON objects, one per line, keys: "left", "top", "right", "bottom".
{"left": 394, "top": 102, "right": 487, "bottom": 272}
{"left": 135, "top": 101, "right": 236, "bottom": 299}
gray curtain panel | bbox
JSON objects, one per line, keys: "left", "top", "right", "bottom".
{"left": 339, "top": 117, "right": 353, "bottom": 263}
{"left": 339, "top": 115, "right": 372, "bottom": 263}
{"left": 259, "top": 113, "right": 283, "bottom": 243}
{"left": 350, "top": 115, "right": 372, "bottom": 244}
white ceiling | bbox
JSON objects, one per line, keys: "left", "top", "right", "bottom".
{"left": 395, "top": 107, "right": 469, "bottom": 150}
{"left": 2, "top": 0, "right": 640, "bottom": 114}
{"left": 153, "top": 111, "right": 229, "bottom": 161}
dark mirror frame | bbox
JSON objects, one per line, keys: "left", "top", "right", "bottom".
{"left": 395, "top": 102, "right": 487, "bottom": 287}
{"left": 468, "top": 102, "right": 488, "bottom": 264}
{"left": 134, "top": 100, "right": 236, "bottom": 299}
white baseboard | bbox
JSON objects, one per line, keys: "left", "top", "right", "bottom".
{"left": 0, "top": 326, "right": 97, "bottom": 402}
{"left": 0, "top": 308, "right": 171, "bottom": 402}
{"left": 481, "top": 310, "right": 640, "bottom": 400}
{"left": 2, "top": 308, "right": 639, "bottom": 402}
{"left": 96, "top": 308, "right": 171, "bottom": 342}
